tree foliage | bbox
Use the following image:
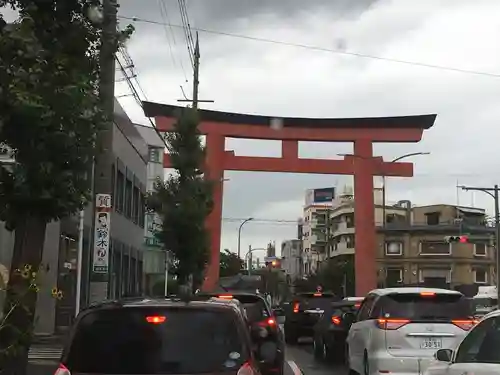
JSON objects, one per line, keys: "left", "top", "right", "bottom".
{"left": 147, "top": 108, "right": 213, "bottom": 287}
{"left": 219, "top": 249, "right": 244, "bottom": 277}
{"left": 0, "top": 1, "right": 132, "bottom": 371}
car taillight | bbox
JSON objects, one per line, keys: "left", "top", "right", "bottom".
{"left": 54, "top": 364, "right": 71, "bottom": 375}
{"left": 293, "top": 302, "right": 300, "bottom": 313}
{"left": 331, "top": 315, "right": 341, "bottom": 325}
{"left": 237, "top": 362, "right": 255, "bottom": 375}
{"left": 376, "top": 318, "right": 410, "bottom": 330}
{"left": 146, "top": 316, "right": 166, "bottom": 324}
{"left": 452, "top": 319, "right": 478, "bottom": 331}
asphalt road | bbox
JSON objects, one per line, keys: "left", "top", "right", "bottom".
{"left": 27, "top": 341, "right": 348, "bottom": 375}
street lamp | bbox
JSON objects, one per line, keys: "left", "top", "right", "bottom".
{"left": 237, "top": 217, "right": 254, "bottom": 260}
{"left": 382, "top": 152, "right": 430, "bottom": 227}
{"left": 244, "top": 247, "right": 268, "bottom": 275}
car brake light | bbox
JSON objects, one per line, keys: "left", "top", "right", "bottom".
{"left": 420, "top": 292, "right": 436, "bottom": 297}
{"left": 146, "top": 316, "right": 166, "bottom": 324}
{"left": 376, "top": 318, "right": 410, "bottom": 330}
{"left": 218, "top": 294, "right": 233, "bottom": 299}
{"left": 331, "top": 316, "right": 341, "bottom": 325}
{"left": 452, "top": 319, "right": 478, "bottom": 331}
{"left": 237, "top": 362, "right": 255, "bottom": 375}
{"left": 293, "top": 302, "right": 300, "bottom": 313}
{"left": 257, "top": 318, "right": 277, "bottom": 330}
{"left": 313, "top": 293, "right": 322, "bottom": 297}
{"left": 354, "top": 303, "right": 361, "bottom": 308}
{"left": 54, "top": 364, "right": 71, "bottom": 375}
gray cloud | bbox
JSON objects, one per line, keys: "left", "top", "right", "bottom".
{"left": 117, "top": 0, "right": 500, "bottom": 254}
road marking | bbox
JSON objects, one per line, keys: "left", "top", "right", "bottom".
{"left": 287, "top": 360, "right": 302, "bottom": 375}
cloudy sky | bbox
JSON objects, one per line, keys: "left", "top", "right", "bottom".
{"left": 4, "top": 0, "right": 500, "bottom": 260}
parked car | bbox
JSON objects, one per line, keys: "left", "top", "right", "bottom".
{"left": 197, "top": 292, "right": 285, "bottom": 375}
{"left": 346, "top": 287, "right": 477, "bottom": 375}
{"left": 284, "top": 291, "right": 340, "bottom": 344}
{"left": 53, "top": 296, "right": 277, "bottom": 375}
{"left": 312, "top": 299, "right": 361, "bottom": 363}
{"left": 425, "top": 309, "right": 500, "bottom": 375}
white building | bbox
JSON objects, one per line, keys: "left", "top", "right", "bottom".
{"left": 281, "top": 239, "right": 302, "bottom": 281}
{"left": 134, "top": 125, "right": 166, "bottom": 293}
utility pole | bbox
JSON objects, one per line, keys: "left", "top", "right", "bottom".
{"left": 177, "top": 33, "right": 214, "bottom": 109}
{"left": 460, "top": 184, "right": 500, "bottom": 307}
{"left": 325, "top": 208, "right": 331, "bottom": 259}
{"left": 86, "top": 0, "right": 117, "bottom": 305}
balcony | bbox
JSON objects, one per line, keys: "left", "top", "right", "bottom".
{"left": 377, "top": 218, "right": 495, "bottom": 235}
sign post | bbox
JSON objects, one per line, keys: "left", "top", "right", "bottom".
{"left": 89, "top": 194, "right": 111, "bottom": 303}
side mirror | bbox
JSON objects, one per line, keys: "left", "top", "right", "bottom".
{"left": 435, "top": 349, "right": 453, "bottom": 362}
{"left": 257, "top": 341, "right": 278, "bottom": 363}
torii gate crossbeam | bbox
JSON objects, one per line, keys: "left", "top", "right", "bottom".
{"left": 143, "top": 101, "right": 436, "bottom": 296}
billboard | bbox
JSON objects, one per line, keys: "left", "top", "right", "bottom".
{"left": 305, "top": 187, "right": 335, "bottom": 205}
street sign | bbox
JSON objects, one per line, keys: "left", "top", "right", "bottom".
{"left": 93, "top": 193, "right": 112, "bottom": 274}
{"left": 96, "top": 193, "right": 112, "bottom": 209}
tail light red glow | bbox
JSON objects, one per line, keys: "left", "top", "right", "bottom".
{"left": 452, "top": 319, "right": 478, "bottom": 331}
{"left": 376, "top": 318, "right": 410, "bottom": 330}
{"left": 420, "top": 292, "right": 436, "bottom": 297}
{"left": 146, "top": 316, "right": 166, "bottom": 324}
{"left": 218, "top": 294, "right": 233, "bottom": 299}
{"left": 54, "top": 364, "right": 71, "bottom": 375}
{"left": 331, "top": 316, "right": 341, "bottom": 325}
{"left": 354, "top": 303, "right": 361, "bottom": 308}
{"left": 293, "top": 302, "right": 300, "bottom": 313}
{"left": 257, "top": 318, "right": 277, "bottom": 330}
{"left": 237, "top": 362, "right": 255, "bottom": 375}
{"left": 313, "top": 293, "right": 322, "bottom": 297}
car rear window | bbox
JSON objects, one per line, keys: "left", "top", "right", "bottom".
{"left": 65, "top": 307, "right": 248, "bottom": 374}
{"left": 215, "top": 294, "right": 270, "bottom": 323}
{"left": 376, "top": 293, "right": 473, "bottom": 321}
{"left": 297, "top": 293, "right": 338, "bottom": 309}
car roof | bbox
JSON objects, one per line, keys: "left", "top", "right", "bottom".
{"left": 368, "top": 287, "right": 463, "bottom": 296}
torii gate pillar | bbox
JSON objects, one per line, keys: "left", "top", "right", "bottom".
{"left": 143, "top": 101, "right": 436, "bottom": 296}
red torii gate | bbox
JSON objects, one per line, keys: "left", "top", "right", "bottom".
{"left": 143, "top": 101, "right": 436, "bottom": 296}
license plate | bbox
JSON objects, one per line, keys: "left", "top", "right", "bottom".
{"left": 420, "top": 338, "right": 442, "bottom": 349}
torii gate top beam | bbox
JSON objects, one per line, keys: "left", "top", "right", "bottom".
{"left": 143, "top": 101, "right": 436, "bottom": 143}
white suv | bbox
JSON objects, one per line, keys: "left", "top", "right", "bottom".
{"left": 346, "top": 287, "right": 477, "bottom": 375}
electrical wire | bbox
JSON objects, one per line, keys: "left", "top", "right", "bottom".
{"left": 117, "top": 15, "right": 500, "bottom": 79}
{"left": 176, "top": 0, "right": 195, "bottom": 68}
{"left": 158, "top": 0, "right": 188, "bottom": 82}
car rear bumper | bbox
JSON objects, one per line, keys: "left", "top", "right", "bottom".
{"left": 368, "top": 352, "right": 435, "bottom": 375}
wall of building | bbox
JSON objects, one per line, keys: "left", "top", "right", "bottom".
{"left": 281, "top": 240, "right": 302, "bottom": 280}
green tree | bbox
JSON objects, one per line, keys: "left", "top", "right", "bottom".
{"left": 0, "top": 1, "right": 131, "bottom": 372}
{"left": 219, "top": 249, "right": 244, "bottom": 277}
{"left": 147, "top": 108, "right": 213, "bottom": 289}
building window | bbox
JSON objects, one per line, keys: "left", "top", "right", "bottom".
{"left": 116, "top": 170, "right": 125, "bottom": 213}
{"left": 419, "top": 240, "right": 451, "bottom": 255}
{"left": 386, "top": 268, "right": 403, "bottom": 287}
{"left": 133, "top": 186, "right": 140, "bottom": 223}
{"left": 474, "top": 243, "right": 487, "bottom": 257}
{"left": 345, "top": 213, "right": 355, "bottom": 228}
{"left": 149, "top": 147, "right": 162, "bottom": 163}
{"left": 385, "top": 241, "right": 403, "bottom": 256}
{"left": 346, "top": 234, "right": 355, "bottom": 248}
{"left": 125, "top": 179, "right": 133, "bottom": 218}
{"left": 474, "top": 269, "right": 488, "bottom": 284}
{"left": 419, "top": 269, "right": 451, "bottom": 286}
{"left": 425, "top": 212, "right": 440, "bottom": 225}
{"left": 139, "top": 193, "right": 146, "bottom": 228}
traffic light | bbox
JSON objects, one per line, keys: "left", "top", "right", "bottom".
{"left": 265, "top": 259, "right": 281, "bottom": 268}
{"left": 444, "top": 235, "right": 469, "bottom": 243}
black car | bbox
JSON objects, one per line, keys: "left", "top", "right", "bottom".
{"left": 312, "top": 299, "right": 361, "bottom": 363}
{"left": 54, "top": 297, "right": 278, "bottom": 375}
{"left": 197, "top": 292, "right": 286, "bottom": 375}
{"left": 284, "top": 292, "right": 340, "bottom": 344}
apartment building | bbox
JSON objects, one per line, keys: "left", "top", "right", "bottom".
{"left": 135, "top": 124, "right": 167, "bottom": 294}
{"left": 378, "top": 204, "right": 495, "bottom": 288}
{"left": 281, "top": 239, "right": 303, "bottom": 281}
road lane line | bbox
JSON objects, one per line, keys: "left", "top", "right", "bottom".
{"left": 287, "top": 360, "right": 302, "bottom": 375}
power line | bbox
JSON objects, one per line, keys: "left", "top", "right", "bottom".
{"left": 118, "top": 15, "right": 500, "bottom": 79}
{"left": 176, "top": 0, "right": 195, "bottom": 68}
